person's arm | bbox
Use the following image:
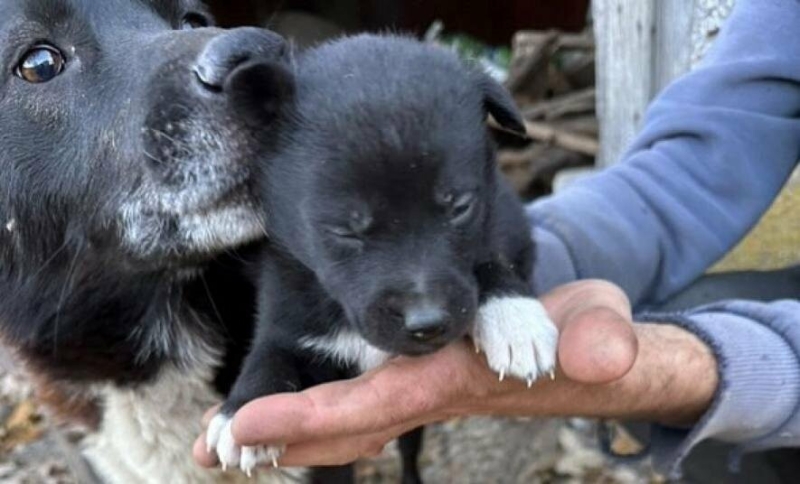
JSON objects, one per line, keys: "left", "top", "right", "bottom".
{"left": 528, "top": 0, "right": 800, "bottom": 477}
{"left": 529, "top": 0, "right": 800, "bottom": 305}
{"left": 642, "top": 300, "right": 800, "bottom": 477}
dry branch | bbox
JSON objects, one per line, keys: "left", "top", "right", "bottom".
{"left": 523, "top": 88, "right": 596, "bottom": 120}
{"left": 524, "top": 121, "right": 599, "bottom": 156}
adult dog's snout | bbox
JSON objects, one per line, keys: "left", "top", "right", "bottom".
{"left": 193, "top": 27, "right": 288, "bottom": 92}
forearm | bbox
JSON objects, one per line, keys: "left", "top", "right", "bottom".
{"left": 642, "top": 300, "right": 800, "bottom": 476}
{"left": 454, "top": 323, "right": 717, "bottom": 426}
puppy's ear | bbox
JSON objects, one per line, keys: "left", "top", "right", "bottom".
{"left": 230, "top": 61, "right": 296, "bottom": 120}
{"left": 480, "top": 74, "right": 526, "bottom": 136}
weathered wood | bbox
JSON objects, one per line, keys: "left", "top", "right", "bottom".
{"left": 522, "top": 88, "right": 596, "bottom": 121}
{"left": 513, "top": 31, "right": 595, "bottom": 51}
{"left": 592, "top": 0, "right": 656, "bottom": 167}
{"left": 552, "top": 115, "right": 599, "bottom": 137}
{"left": 593, "top": 0, "right": 736, "bottom": 167}
{"left": 523, "top": 120, "right": 600, "bottom": 157}
{"left": 506, "top": 31, "right": 559, "bottom": 99}
{"left": 654, "top": 1, "right": 695, "bottom": 92}
{"left": 489, "top": 117, "right": 599, "bottom": 157}
{"left": 508, "top": 29, "right": 596, "bottom": 106}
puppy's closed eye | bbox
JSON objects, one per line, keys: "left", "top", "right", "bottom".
{"left": 438, "top": 192, "right": 477, "bottom": 226}
{"left": 323, "top": 211, "right": 372, "bottom": 249}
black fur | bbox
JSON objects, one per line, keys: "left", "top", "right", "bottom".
{"left": 0, "top": 1, "right": 363, "bottom": 481}
{"left": 219, "top": 35, "right": 536, "bottom": 480}
{"left": 0, "top": 0, "right": 292, "bottom": 387}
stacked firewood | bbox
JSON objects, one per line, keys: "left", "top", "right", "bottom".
{"left": 497, "top": 30, "right": 598, "bottom": 199}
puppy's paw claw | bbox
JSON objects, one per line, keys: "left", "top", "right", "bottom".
{"left": 206, "top": 413, "right": 285, "bottom": 477}
{"left": 473, "top": 296, "right": 559, "bottom": 385}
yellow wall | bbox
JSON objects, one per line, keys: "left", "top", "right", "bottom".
{"left": 712, "top": 168, "right": 800, "bottom": 272}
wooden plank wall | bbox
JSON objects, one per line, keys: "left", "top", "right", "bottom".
{"left": 592, "top": 0, "right": 695, "bottom": 167}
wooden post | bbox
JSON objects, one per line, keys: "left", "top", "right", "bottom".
{"left": 592, "top": 0, "right": 734, "bottom": 167}
{"left": 592, "top": 0, "right": 656, "bottom": 168}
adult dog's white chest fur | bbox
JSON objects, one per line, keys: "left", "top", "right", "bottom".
{"left": 82, "top": 335, "right": 303, "bottom": 484}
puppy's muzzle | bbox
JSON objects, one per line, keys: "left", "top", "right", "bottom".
{"left": 404, "top": 304, "right": 449, "bottom": 342}
{"left": 373, "top": 296, "right": 452, "bottom": 345}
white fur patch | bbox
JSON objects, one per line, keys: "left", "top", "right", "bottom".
{"left": 206, "top": 413, "right": 286, "bottom": 477}
{"left": 120, "top": 198, "right": 265, "bottom": 259}
{"left": 300, "top": 330, "right": 391, "bottom": 372}
{"left": 82, "top": 343, "right": 304, "bottom": 484}
{"left": 472, "top": 296, "right": 559, "bottom": 386}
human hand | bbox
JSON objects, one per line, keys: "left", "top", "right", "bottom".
{"left": 194, "top": 280, "right": 717, "bottom": 468}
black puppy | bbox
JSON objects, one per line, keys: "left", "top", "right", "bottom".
{"left": 207, "top": 34, "right": 559, "bottom": 478}
{"left": 0, "top": 1, "right": 314, "bottom": 483}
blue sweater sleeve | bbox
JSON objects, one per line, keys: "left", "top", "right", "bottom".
{"left": 641, "top": 301, "right": 800, "bottom": 478}
{"left": 525, "top": 0, "right": 800, "bottom": 475}
{"left": 528, "top": 0, "right": 800, "bottom": 305}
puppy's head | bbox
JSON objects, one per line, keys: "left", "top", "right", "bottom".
{"left": 0, "top": 0, "right": 294, "bottom": 273}
{"left": 289, "top": 36, "right": 525, "bottom": 355}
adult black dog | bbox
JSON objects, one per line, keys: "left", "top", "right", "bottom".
{"left": 206, "top": 35, "right": 559, "bottom": 480}
{"left": 0, "top": 1, "right": 320, "bottom": 482}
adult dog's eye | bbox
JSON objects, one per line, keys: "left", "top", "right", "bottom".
{"left": 449, "top": 193, "right": 476, "bottom": 225}
{"left": 16, "top": 45, "right": 65, "bottom": 83}
{"left": 181, "top": 13, "right": 210, "bottom": 30}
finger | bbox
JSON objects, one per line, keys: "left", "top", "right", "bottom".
{"left": 201, "top": 404, "right": 221, "bottom": 427}
{"left": 539, "top": 280, "right": 637, "bottom": 383}
{"left": 192, "top": 432, "right": 219, "bottom": 468}
{"left": 558, "top": 305, "right": 638, "bottom": 383}
{"left": 541, "top": 279, "right": 632, "bottom": 326}
{"left": 277, "top": 421, "right": 424, "bottom": 467}
{"left": 232, "top": 346, "right": 466, "bottom": 446}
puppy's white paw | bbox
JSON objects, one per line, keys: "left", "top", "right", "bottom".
{"left": 472, "top": 296, "right": 559, "bottom": 386}
{"left": 206, "top": 413, "right": 285, "bottom": 477}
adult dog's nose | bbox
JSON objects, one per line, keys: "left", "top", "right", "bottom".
{"left": 194, "top": 27, "right": 287, "bottom": 92}
{"left": 404, "top": 304, "right": 449, "bottom": 342}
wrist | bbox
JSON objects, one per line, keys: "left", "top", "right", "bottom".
{"left": 622, "top": 323, "right": 718, "bottom": 426}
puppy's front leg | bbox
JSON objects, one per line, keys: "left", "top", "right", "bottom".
{"left": 206, "top": 337, "right": 300, "bottom": 476}
{"left": 472, "top": 259, "right": 559, "bottom": 387}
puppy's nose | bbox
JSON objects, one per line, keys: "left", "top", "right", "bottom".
{"left": 404, "top": 305, "right": 449, "bottom": 342}
{"left": 194, "top": 27, "right": 287, "bottom": 92}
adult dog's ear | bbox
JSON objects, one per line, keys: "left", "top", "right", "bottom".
{"left": 480, "top": 74, "right": 526, "bottom": 136}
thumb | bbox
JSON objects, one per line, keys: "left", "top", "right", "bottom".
{"left": 541, "top": 280, "right": 638, "bottom": 384}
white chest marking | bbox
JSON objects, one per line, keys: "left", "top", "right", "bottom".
{"left": 300, "top": 330, "right": 391, "bottom": 373}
